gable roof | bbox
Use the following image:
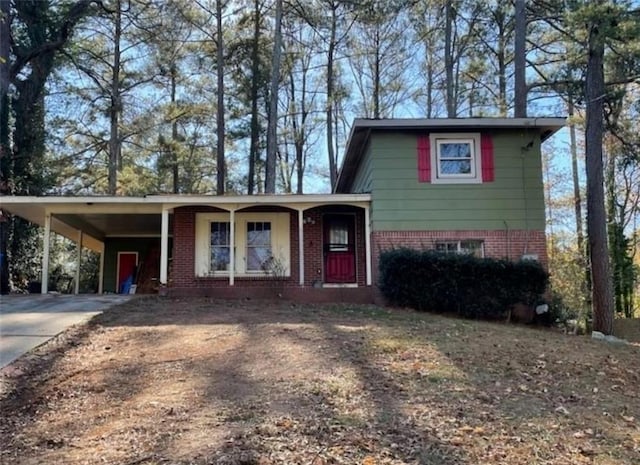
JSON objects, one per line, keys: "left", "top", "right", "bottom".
{"left": 335, "top": 117, "right": 566, "bottom": 193}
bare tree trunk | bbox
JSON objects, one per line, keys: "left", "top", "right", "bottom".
{"left": 247, "top": 0, "right": 261, "bottom": 194}
{"left": 444, "top": 1, "right": 454, "bottom": 118}
{"left": 568, "top": 98, "right": 585, "bottom": 266}
{"left": 585, "top": 8, "right": 614, "bottom": 334}
{"left": 215, "top": 0, "right": 225, "bottom": 195}
{"left": 568, "top": 96, "right": 590, "bottom": 321}
{"left": 265, "top": 0, "right": 282, "bottom": 194}
{"left": 514, "top": 0, "right": 527, "bottom": 117}
{"left": 373, "top": 28, "right": 380, "bottom": 118}
{"left": 170, "top": 66, "right": 179, "bottom": 193}
{"left": 326, "top": 6, "right": 338, "bottom": 191}
{"left": 497, "top": 12, "right": 507, "bottom": 116}
{"left": 0, "top": 0, "right": 10, "bottom": 294}
{"left": 108, "top": 0, "right": 122, "bottom": 195}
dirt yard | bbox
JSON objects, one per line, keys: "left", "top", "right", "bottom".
{"left": 1, "top": 298, "right": 638, "bottom": 465}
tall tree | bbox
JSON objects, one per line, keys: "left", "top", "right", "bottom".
{"left": 513, "top": 0, "right": 527, "bottom": 117}
{"left": 0, "top": 0, "right": 10, "bottom": 294}
{"left": 348, "top": 0, "right": 413, "bottom": 119}
{"left": 1, "top": 0, "right": 95, "bottom": 293}
{"left": 215, "top": 0, "right": 226, "bottom": 195}
{"left": 264, "top": 0, "right": 282, "bottom": 193}
{"left": 585, "top": 1, "right": 614, "bottom": 334}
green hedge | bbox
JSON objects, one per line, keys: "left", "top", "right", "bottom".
{"left": 378, "top": 248, "right": 548, "bottom": 320}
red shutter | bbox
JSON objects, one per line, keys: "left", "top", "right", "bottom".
{"left": 417, "top": 135, "right": 431, "bottom": 182}
{"left": 481, "top": 133, "right": 494, "bottom": 182}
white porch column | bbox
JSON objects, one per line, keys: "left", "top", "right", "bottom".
{"left": 298, "top": 209, "right": 305, "bottom": 286}
{"left": 229, "top": 209, "right": 235, "bottom": 286}
{"left": 98, "top": 243, "right": 105, "bottom": 294}
{"left": 364, "top": 204, "right": 372, "bottom": 286}
{"left": 160, "top": 207, "right": 169, "bottom": 286}
{"left": 41, "top": 213, "right": 51, "bottom": 294}
{"left": 74, "top": 230, "right": 83, "bottom": 294}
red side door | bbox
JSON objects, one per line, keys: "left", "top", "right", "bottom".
{"left": 117, "top": 252, "right": 138, "bottom": 293}
{"left": 323, "top": 215, "right": 356, "bottom": 283}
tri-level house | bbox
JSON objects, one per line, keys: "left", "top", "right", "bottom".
{"left": 1, "top": 117, "right": 565, "bottom": 301}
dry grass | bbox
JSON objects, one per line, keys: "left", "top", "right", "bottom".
{"left": 1, "top": 297, "right": 638, "bottom": 465}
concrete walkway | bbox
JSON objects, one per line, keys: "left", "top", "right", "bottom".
{"left": 0, "top": 294, "right": 132, "bottom": 368}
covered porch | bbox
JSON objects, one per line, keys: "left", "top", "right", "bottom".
{"left": 1, "top": 194, "right": 373, "bottom": 300}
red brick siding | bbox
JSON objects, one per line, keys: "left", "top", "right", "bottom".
{"left": 371, "top": 229, "right": 547, "bottom": 281}
{"left": 169, "top": 205, "right": 368, "bottom": 291}
{"left": 301, "top": 207, "right": 367, "bottom": 287}
{"left": 166, "top": 286, "right": 374, "bottom": 303}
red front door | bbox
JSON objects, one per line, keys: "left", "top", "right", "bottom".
{"left": 117, "top": 252, "right": 138, "bottom": 293}
{"left": 323, "top": 215, "right": 356, "bottom": 283}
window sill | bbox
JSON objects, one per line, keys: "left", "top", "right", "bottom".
{"left": 430, "top": 176, "right": 482, "bottom": 185}
{"left": 195, "top": 274, "right": 291, "bottom": 280}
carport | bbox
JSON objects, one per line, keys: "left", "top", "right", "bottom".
{"left": 1, "top": 197, "right": 170, "bottom": 294}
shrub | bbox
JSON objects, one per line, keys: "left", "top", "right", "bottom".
{"left": 378, "top": 248, "right": 549, "bottom": 320}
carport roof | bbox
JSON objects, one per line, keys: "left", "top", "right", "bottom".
{"left": 0, "top": 194, "right": 371, "bottom": 252}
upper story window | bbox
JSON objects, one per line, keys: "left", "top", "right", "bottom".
{"left": 430, "top": 133, "right": 481, "bottom": 184}
{"left": 418, "top": 132, "right": 493, "bottom": 184}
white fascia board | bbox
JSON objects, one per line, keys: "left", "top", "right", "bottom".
{"left": 1, "top": 193, "right": 371, "bottom": 207}
{"left": 148, "top": 193, "right": 371, "bottom": 205}
{"left": 350, "top": 117, "right": 566, "bottom": 131}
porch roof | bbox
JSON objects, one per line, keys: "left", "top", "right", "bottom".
{"left": 0, "top": 194, "right": 371, "bottom": 252}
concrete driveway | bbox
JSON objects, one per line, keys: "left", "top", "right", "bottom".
{"left": 0, "top": 294, "right": 132, "bottom": 368}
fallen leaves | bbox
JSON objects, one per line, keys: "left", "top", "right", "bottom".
{"left": 1, "top": 299, "right": 639, "bottom": 465}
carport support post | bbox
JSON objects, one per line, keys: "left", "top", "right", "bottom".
{"left": 365, "top": 205, "right": 372, "bottom": 286}
{"left": 298, "top": 209, "right": 304, "bottom": 286}
{"left": 160, "top": 207, "right": 169, "bottom": 287}
{"left": 98, "top": 243, "right": 105, "bottom": 294}
{"left": 75, "top": 230, "right": 83, "bottom": 294}
{"left": 41, "top": 213, "right": 51, "bottom": 294}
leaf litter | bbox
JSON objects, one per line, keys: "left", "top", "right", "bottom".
{"left": 1, "top": 297, "right": 638, "bottom": 465}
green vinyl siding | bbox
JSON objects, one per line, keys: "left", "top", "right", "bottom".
{"left": 358, "top": 130, "right": 545, "bottom": 231}
{"left": 351, "top": 142, "right": 373, "bottom": 193}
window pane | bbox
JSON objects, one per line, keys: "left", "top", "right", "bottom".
{"left": 247, "top": 246, "right": 271, "bottom": 271}
{"left": 329, "top": 220, "right": 349, "bottom": 251}
{"left": 211, "top": 222, "right": 230, "bottom": 246}
{"left": 436, "top": 241, "right": 484, "bottom": 258}
{"left": 460, "top": 240, "right": 483, "bottom": 257}
{"left": 436, "top": 242, "right": 457, "bottom": 253}
{"left": 211, "top": 247, "right": 230, "bottom": 271}
{"left": 439, "top": 142, "right": 471, "bottom": 159}
{"left": 247, "top": 222, "right": 272, "bottom": 271}
{"left": 210, "top": 222, "right": 231, "bottom": 271}
{"left": 440, "top": 160, "right": 471, "bottom": 175}
{"left": 247, "top": 222, "right": 271, "bottom": 246}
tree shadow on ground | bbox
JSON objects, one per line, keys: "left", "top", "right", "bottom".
{"left": 2, "top": 298, "right": 638, "bottom": 464}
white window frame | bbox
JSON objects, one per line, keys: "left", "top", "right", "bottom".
{"left": 209, "top": 221, "right": 231, "bottom": 272}
{"left": 430, "top": 132, "right": 482, "bottom": 184}
{"left": 245, "top": 221, "right": 273, "bottom": 272}
{"left": 195, "top": 212, "right": 290, "bottom": 277}
{"left": 435, "top": 240, "right": 485, "bottom": 258}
